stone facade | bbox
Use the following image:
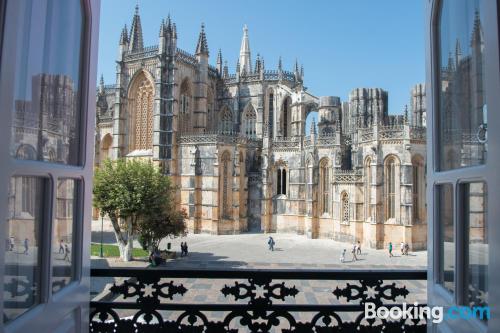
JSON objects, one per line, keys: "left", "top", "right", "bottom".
{"left": 95, "top": 6, "right": 428, "bottom": 249}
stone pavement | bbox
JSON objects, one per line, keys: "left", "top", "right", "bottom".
{"left": 91, "top": 226, "right": 428, "bottom": 326}
{"left": 91, "top": 218, "right": 427, "bottom": 270}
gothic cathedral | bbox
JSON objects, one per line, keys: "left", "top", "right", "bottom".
{"left": 95, "top": 6, "right": 427, "bottom": 249}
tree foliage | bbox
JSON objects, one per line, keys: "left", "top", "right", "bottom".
{"left": 93, "top": 159, "right": 186, "bottom": 260}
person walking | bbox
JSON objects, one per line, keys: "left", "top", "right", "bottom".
{"left": 23, "top": 238, "right": 29, "bottom": 255}
{"left": 180, "top": 242, "right": 185, "bottom": 257}
{"left": 404, "top": 242, "right": 410, "bottom": 256}
{"left": 388, "top": 242, "right": 394, "bottom": 257}
{"left": 400, "top": 242, "right": 405, "bottom": 255}
{"left": 268, "top": 236, "right": 275, "bottom": 251}
{"left": 63, "top": 243, "right": 70, "bottom": 262}
{"left": 351, "top": 243, "right": 358, "bottom": 261}
{"left": 340, "top": 249, "right": 346, "bottom": 263}
{"left": 59, "top": 240, "right": 65, "bottom": 254}
{"left": 9, "top": 236, "right": 15, "bottom": 252}
{"left": 184, "top": 242, "right": 189, "bottom": 256}
{"left": 356, "top": 241, "right": 362, "bottom": 255}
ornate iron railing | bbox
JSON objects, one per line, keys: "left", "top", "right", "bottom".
{"left": 90, "top": 268, "right": 427, "bottom": 332}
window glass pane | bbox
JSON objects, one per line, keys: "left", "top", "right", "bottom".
{"left": 4, "top": 176, "right": 46, "bottom": 323}
{"left": 438, "top": 0, "right": 487, "bottom": 170}
{"left": 438, "top": 184, "right": 454, "bottom": 293}
{"left": 2, "top": 0, "right": 83, "bottom": 165}
{"left": 52, "top": 179, "right": 78, "bottom": 294}
{"left": 464, "top": 182, "right": 488, "bottom": 320}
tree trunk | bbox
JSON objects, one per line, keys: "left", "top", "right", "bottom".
{"left": 109, "top": 213, "right": 133, "bottom": 262}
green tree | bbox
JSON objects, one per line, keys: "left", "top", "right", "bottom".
{"left": 93, "top": 159, "right": 185, "bottom": 261}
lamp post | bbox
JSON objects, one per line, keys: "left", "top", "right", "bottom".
{"left": 100, "top": 212, "right": 104, "bottom": 258}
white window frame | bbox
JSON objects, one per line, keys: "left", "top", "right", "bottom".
{"left": 425, "top": 0, "right": 500, "bottom": 332}
{"left": 0, "top": 0, "right": 99, "bottom": 332}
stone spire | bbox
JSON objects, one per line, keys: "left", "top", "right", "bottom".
{"left": 216, "top": 49, "right": 223, "bottom": 74}
{"left": 195, "top": 23, "right": 209, "bottom": 56}
{"left": 129, "top": 4, "right": 144, "bottom": 52}
{"left": 119, "top": 24, "right": 129, "bottom": 45}
{"left": 278, "top": 56, "right": 282, "bottom": 71}
{"left": 159, "top": 19, "right": 165, "bottom": 37}
{"left": 470, "top": 9, "right": 483, "bottom": 48}
{"left": 223, "top": 60, "right": 229, "bottom": 77}
{"left": 455, "top": 39, "right": 462, "bottom": 65}
{"left": 236, "top": 60, "right": 241, "bottom": 77}
{"left": 310, "top": 118, "right": 317, "bottom": 136}
{"left": 239, "top": 25, "right": 251, "bottom": 74}
{"left": 254, "top": 53, "right": 262, "bottom": 73}
{"left": 172, "top": 23, "right": 177, "bottom": 39}
{"left": 99, "top": 74, "right": 105, "bottom": 94}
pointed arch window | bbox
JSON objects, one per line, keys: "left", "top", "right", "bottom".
{"left": 386, "top": 157, "right": 397, "bottom": 219}
{"left": 221, "top": 151, "right": 231, "bottom": 218}
{"left": 412, "top": 156, "right": 424, "bottom": 223}
{"left": 276, "top": 165, "right": 287, "bottom": 195}
{"left": 319, "top": 159, "right": 330, "bottom": 214}
{"left": 220, "top": 108, "right": 233, "bottom": 133}
{"left": 341, "top": 192, "right": 349, "bottom": 224}
{"left": 364, "top": 158, "right": 372, "bottom": 220}
{"left": 243, "top": 106, "right": 257, "bottom": 138}
{"left": 281, "top": 97, "right": 291, "bottom": 137}
{"left": 179, "top": 79, "right": 192, "bottom": 133}
{"left": 129, "top": 73, "right": 154, "bottom": 150}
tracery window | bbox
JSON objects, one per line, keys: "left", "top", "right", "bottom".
{"left": 220, "top": 107, "right": 233, "bottom": 133}
{"left": 319, "top": 159, "right": 330, "bottom": 214}
{"left": 364, "top": 158, "right": 372, "bottom": 220}
{"left": 243, "top": 106, "right": 257, "bottom": 138}
{"left": 341, "top": 192, "right": 349, "bottom": 224}
{"left": 132, "top": 75, "right": 153, "bottom": 150}
{"left": 179, "top": 79, "right": 192, "bottom": 133}
{"left": 276, "top": 166, "right": 287, "bottom": 195}
{"left": 386, "top": 157, "right": 397, "bottom": 219}
{"left": 282, "top": 97, "right": 291, "bottom": 137}
{"left": 412, "top": 156, "right": 424, "bottom": 222}
{"left": 221, "top": 151, "right": 231, "bottom": 218}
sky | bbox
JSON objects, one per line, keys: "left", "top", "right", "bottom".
{"left": 97, "top": 0, "right": 425, "bottom": 117}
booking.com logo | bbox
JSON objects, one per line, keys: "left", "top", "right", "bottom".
{"left": 365, "top": 302, "right": 490, "bottom": 323}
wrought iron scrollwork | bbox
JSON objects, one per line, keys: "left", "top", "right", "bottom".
{"left": 90, "top": 269, "right": 427, "bottom": 333}
{"left": 333, "top": 279, "right": 409, "bottom": 306}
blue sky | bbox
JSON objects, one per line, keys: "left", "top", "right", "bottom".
{"left": 98, "top": 0, "right": 425, "bottom": 116}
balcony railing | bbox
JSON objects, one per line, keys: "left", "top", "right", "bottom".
{"left": 90, "top": 268, "right": 427, "bottom": 332}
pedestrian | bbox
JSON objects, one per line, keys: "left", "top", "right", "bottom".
{"left": 9, "top": 236, "right": 15, "bottom": 252}
{"left": 404, "top": 242, "right": 410, "bottom": 255}
{"left": 356, "top": 241, "right": 362, "bottom": 255}
{"left": 180, "top": 242, "right": 185, "bottom": 257}
{"left": 340, "top": 249, "right": 346, "bottom": 263}
{"left": 59, "top": 240, "right": 65, "bottom": 254}
{"left": 351, "top": 243, "right": 358, "bottom": 261}
{"left": 184, "top": 242, "right": 188, "bottom": 256}
{"left": 23, "top": 238, "right": 29, "bottom": 255}
{"left": 400, "top": 242, "right": 405, "bottom": 255}
{"left": 268, "top": 236, "right": 275, "bottom": 251}
{"left": 63, "top": 243, "right": 70, "bottom": 262}
{"left": 388, "top": 242, "right": 394, "bottom": 257}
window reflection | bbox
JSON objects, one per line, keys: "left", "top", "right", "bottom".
{"left": 4, "top": 177, "right": 46, "bottom": 323}
{"left": 464, "top": 182, "right": 488, "bottom": 320}
{"left": 4, "top": 0, "right": 83, "bottom": 165}
{"left": 438, "top": 0, "right": 487, "bottom": 170}
{"left": 52, "top": 179, "right": 78, "bottom": 294}
{"left": 438, "top": 184, "right": 454, "bottom": 293}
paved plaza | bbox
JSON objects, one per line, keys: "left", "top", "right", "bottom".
{"left": 91, "top": 219, "right": 428, "bottom": 327}
{"left": 91, "top": 218, "right": 427, "bottom": 270}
